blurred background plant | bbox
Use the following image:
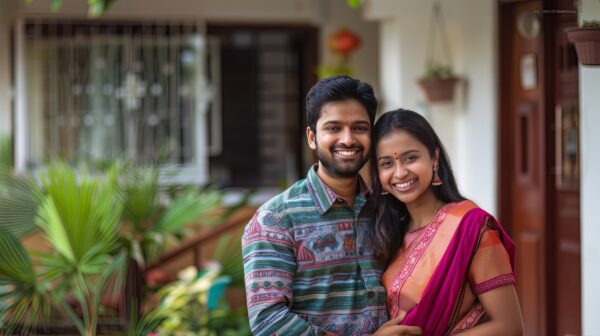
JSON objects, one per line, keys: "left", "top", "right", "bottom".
{"left": 317, "top": 27, "right": 362, "bottom": 79}
{"left": 0, "top": 162, "right": 126, "bottom": 335}
{"left": 148, "top": 263, "right": 250, "bottom": 336}
{"left": 0, "top": 156, "right": 251, "bottom": 335}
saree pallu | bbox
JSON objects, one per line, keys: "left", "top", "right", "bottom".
{"left": 381, "top": 201, "right": 516, "bottom": 335}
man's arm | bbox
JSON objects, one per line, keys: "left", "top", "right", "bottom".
{"left": 242, "top": 209, "right": 327, "bottom": 336}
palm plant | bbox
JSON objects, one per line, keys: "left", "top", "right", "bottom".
{"left": 0, "top": 135, "right": 11, "bottom": 171}
{"left": 0, "top": 162, "right": 126, "bottom": 335}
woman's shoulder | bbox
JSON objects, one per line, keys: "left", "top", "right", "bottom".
{"left": 446, "top": 199, "right": 478, "bottom": 217}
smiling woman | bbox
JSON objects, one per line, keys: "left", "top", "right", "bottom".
{"left": 370, "top": 109, "right": 524, "bottom": 336}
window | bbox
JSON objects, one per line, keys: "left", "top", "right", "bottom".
{"left": 14, "top": 19, "right": 215, "bottom": 184}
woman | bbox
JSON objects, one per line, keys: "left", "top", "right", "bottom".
{"left": 371, "top": 109, "right": 523, "bottom": 335}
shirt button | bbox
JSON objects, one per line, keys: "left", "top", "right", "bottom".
{"left": 358, "top": 247, "right": 364, "bottom": 255}
{"left": 367, "top": 291, "right": 375, "bottom": 298}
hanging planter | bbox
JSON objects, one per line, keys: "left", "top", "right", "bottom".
{"left": 418, "top": 77, "right": 460, "bottom": 103}
{"left": 418, "top": 3, "right": 462, "bottom": 104}
{"left": 566, "top": 21, "right": 600, "bottom": 66}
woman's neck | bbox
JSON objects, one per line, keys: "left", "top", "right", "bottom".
{"left": 406, "top": 191, "right": 443, "bottom": 231}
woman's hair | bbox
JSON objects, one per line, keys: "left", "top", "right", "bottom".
{"left": 370, "top": 109, "right": 466, "bottom": 262}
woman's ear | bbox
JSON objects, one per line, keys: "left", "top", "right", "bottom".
{"left": 434, "top": 148, "right": 440, "bottom": 165}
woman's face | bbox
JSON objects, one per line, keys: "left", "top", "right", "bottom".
{"left": 376, "top": 129, "right": 438, "bottom": 205}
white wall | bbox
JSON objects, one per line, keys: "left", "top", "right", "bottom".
{"left": 579, "top": 1, "right": 600, "bottom": 334}
{"left": 365, "top": 0, "right": 498, "bottom": 215}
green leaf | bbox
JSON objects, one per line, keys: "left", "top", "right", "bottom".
{"left": 120, "top": 167, "right": 158, "bottom": 222}
{"left": 50, "top": 0, "right": 63, "bottom": 11}
{"left": 154, "top": 189, "right": 222, "bottom": 232}
{"left": 0, "top": 170, "right": 43, "bottom": 238}
{"left": 0, "top": 135, "right": 11, "bottom": 170}
{"left": 0, "top": 232, "right": 50, "bottom": 333}
{"left": 347, "top": 0, "right": 364, "bottom": 9}
{"left": 0, "top": 231, "right": 36, "bottom": 284}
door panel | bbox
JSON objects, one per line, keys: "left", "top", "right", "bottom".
{"left": 499, "top": 2, "right": 546, "bottom": 335}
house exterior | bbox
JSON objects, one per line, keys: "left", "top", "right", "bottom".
{"left": 0, "top": 0, "right": 599, "bottom": 334}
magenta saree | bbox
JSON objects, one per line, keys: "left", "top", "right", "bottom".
{"left": 382, "top": 201, "right": 516, "bottom": 335}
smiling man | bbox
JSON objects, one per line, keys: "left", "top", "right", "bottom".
{"left": 241, "top": 76, "right": 387, "bottom": 335}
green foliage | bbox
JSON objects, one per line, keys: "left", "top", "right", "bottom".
{"left": 0, "top": 135, "right": 11, "bottom": 171}
{"left": 346, "top": 0, "right": 365, "bottom": 9}
{"left": 424, "top": 61, "right": 454, "bottom": 79}
{"left": 0, "top": 231, "right": 50, "bottom": 335}
{"left": 25, "top": 0, "right": 117, "bottom": 17}
{"left": 0, "top": 170, "right": 44, "bottom": 238}
{"left": 114, "top": 163, "right": 224, "bottom": 268}
{"left": 0, "top": 162, "right": 126, "bottom": 335}
{"left": 153, "top": 265, "right": 250, "bottom": 336}
{"left": 582, "top": 20, "right": 600, "bottom": 28}
{"left": 0, "top": 159, "right": 243, "bottom": 334}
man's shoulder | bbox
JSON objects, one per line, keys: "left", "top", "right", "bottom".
{"left": 259, "top": 178, "right": 311, "bottom": 214}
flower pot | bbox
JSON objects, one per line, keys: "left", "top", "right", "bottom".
{"left": 418, "top": 77, "right": 460, "bottom": 103}
{"left": 566, "top": 28, "right": 600, "bottom": 66}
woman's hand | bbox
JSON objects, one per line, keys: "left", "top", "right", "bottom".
{"left": 372, "top": 312, "right": 423, "bottom": 336}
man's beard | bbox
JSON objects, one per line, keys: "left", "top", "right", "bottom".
{"left": 315, "top": 140, "right": 368, "bottom": 179}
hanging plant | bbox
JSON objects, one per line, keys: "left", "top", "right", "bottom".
{"left": 346, "top": 0, "right": 366, "bottom": 9}
{"left": 418, "top": 2, "right": 462, "bottom": 103}
{"left": 567, "top": 20, "right": 600, "bottom": 66}
{"left": 317, "top": 28, "right": 362, "bottom": 79}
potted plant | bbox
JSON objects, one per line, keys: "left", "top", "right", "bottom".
{"left": 418, "top": 61, "right": 460, "bottom": 103}
{"left": 417, "top": 3, "right": 462, "bottom": 103}
{"left": 567, "top": 20, "right": 600, "bottom": 66}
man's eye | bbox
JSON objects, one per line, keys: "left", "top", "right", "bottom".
{"left": 326, "top": 126, "right": 340, "bottom": 131}
{"left": 354, "top": 126, "right": 369, "bottom": 132}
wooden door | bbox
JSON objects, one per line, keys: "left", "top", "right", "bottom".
{"left": 499, "top": 2, "right": 547, "bottom": 335}
{"left": 499, "top": 1, "right": 581, "bottom": 335}
{"left": 549, "top": 1, "right": 581, "bottom": 334}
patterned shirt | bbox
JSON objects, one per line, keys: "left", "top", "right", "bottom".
{"left": 242, "top": 165, "right": 388, "bottom": 336}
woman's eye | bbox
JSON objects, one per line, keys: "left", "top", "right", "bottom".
{"left": 379, "top": 161, "right": 392, "bottom": 168}
{"left": 404, "top": 155, "right": 418, "bottom": 163}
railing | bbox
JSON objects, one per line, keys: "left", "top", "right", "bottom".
{"left": 144, "top": 206, "right": 256, "bottom": 274}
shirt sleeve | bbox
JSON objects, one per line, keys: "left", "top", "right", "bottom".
{"left": 468, "top": 226, "right": 516, "bottom": 295}
{"left": 242, "top": 208, "right": 328, "bottom": 336}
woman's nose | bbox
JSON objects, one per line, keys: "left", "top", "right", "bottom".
{"left": 393, "top": 163, "right": 407, "bottom": 179}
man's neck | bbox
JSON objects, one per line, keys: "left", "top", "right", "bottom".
{"left": 315, "top": 164, "right": 359, "bottom": 204}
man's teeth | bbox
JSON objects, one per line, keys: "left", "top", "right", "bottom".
{"left": 336, "top": 150, "right": 358, "bottom": 156}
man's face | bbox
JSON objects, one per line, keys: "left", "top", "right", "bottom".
{"left": 307, "top": 99, "right": 371, "bottom": 179}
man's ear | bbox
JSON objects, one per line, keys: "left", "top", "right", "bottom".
{"left": 306, "top": 126, "right": 317, "bottom": 150}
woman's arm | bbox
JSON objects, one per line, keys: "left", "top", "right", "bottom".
{"left": 455, "top": 284, "right": 523, "bottom": 336}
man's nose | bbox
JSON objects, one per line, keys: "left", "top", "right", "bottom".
{"left": 339, "top": 128, "right": 356, "bottom": 146}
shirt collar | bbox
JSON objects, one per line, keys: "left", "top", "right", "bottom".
{"left": 306, "top": 164, "right": 371, "bottom": 215}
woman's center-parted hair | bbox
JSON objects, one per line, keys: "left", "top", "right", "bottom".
{"left": 306, "top": 75, "right": 377, "bottom": 132}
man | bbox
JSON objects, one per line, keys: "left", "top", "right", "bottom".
{"left": 242, "top": 76, "right": 420, "bottom": 335}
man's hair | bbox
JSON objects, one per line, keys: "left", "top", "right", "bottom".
{"left": 306, "top": 75, "right": 377, "bottom": 132}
